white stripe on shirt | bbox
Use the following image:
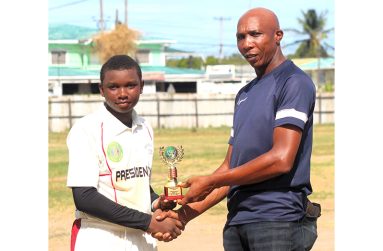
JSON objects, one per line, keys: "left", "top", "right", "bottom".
{"left": 275, "top": 108, "right": 308, "bottom": 123}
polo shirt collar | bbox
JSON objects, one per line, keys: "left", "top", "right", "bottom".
{"left": 101, "top": 105, "right": 143, "bottom": 135}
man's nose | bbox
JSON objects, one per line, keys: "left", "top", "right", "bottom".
{"left": 242, "top": 36, "right": 254, "bottom": 51}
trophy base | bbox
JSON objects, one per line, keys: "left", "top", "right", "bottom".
{"left": 164, "top": 186, "right": 183, "bottom": 200}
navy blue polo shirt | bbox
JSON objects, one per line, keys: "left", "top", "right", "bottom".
{"left": 227, "top": 60, "right": 316, "bottom": 225}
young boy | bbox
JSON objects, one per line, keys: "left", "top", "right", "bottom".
{"left": 66, "top": 55, "right": 182, "bottom": 251}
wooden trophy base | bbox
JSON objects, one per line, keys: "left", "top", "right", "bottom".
{"left": 164, "top": 186, "right": 183, "bottom": 200}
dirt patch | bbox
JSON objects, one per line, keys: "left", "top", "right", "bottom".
{"left": 50, "top": 206, "right": 333, "bottom": 251}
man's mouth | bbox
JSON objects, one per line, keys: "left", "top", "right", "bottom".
{"left": 245, "top": 54, "right": 257, "bottom": 59}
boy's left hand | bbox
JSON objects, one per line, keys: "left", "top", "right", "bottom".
{"left": 153, "top": 194, "right": 177, "bottom": 210}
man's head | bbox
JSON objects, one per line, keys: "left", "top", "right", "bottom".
{"left": 236, "top": 8, "right": 285, "bottom": 76}
{"left": 99, "top": 55, "right": 144, "bottom": 115}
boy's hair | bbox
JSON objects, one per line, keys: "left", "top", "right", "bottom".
{"left": 100, "top": 55, "right": 142, "bottom": 83}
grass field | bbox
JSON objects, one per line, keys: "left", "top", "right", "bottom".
{"left": 49, "top": 124, "right": 334, "bottom": 250}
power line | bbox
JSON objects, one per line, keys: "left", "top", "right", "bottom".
{"left": 214, "top": 16, "right": 231, "bottom": 58}
{"left": 49, "top": 0, "right": 90, "bottom": 11}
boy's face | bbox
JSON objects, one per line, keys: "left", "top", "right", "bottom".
{"left": 99, "top": 68, "right": 143, "bottom": 114}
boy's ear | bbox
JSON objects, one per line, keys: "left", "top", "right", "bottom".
{"left": 99, "top": 83, "right": 105, "bottom": 97}
{"left": 140, "top": 80, "right": 144, "bottom": 94}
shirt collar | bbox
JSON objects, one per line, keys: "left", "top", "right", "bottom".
{"left": 101, "top": 105, "right": 143, "bottom": 136}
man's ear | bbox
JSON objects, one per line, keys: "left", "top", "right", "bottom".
{"left": 275, "top": 29, "right": 284, "bottom": 45}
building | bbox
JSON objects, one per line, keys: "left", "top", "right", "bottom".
{"left": 48, "top": 24, "right": 334, "bottom": 96}
{"left": 48, "top": 24, "right": 205, "bottom": 96}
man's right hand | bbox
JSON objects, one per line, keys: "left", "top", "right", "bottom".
{"left": 147, "top": 209, "right": 184, "bottom": 241}
{"left": 178, "top": 175, "right": 216, "bottom": 205}
{"left": 151, "top": 207, "right": 190, "bottom": 241}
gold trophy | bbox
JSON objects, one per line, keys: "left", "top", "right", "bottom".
{"left": 159, "top": 145, "right": 184, "bottom": 200}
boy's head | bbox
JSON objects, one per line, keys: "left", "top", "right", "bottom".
{"left": 99, "top": 55, "right": 144, "bottom": 116}
{"left": 100, "top": 55, "right": 142, "bottom": 84}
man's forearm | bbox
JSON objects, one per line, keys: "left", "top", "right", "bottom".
{"left": 180, "top": 185, "right": 229, "bottom": 223}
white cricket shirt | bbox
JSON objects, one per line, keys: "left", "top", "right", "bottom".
{"left": 66, "top": 105, "right": 154, "bottom": 220}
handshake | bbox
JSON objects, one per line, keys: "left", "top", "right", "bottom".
{"left": 147, "top": 175, "right": 217, "bottom": 242}
{"left": 147, "top": 194, "right": 189, "bottom": 242}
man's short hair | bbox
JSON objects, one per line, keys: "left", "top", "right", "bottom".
{"left": 100, "top": 55, "right": 142, "bottom": 83}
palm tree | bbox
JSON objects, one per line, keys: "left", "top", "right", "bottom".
{"left": 284, "top": 9, "right": 334, "bottom": 58}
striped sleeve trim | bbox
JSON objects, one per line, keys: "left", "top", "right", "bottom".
{"left": 275, "top": 108, "right": 308, "bottom": 123}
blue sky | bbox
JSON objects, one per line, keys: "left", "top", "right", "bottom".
{"left": 48, "top": 0, "right": 334, "bottom": 57}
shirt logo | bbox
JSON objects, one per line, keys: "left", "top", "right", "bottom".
{"left": 237, "top": 97, "right": 248, "bottom": 106}
{"left": 107, "top": 141, "right": 123, "bottom": 162}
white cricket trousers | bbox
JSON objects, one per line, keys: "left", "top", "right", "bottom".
{"left": 71, "top": 218, "right": 157, "bottom": 251}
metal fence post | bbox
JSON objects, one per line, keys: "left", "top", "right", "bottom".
{"left": 194, "top": 97, "right": 199, "bottom": 128}
{"left": 68, "top": 98, "right": 72, "bottom": 128}
{"left": 318, "top": 93, "right": 322, "bottom": 124}
{"left": 156, "top": 96, "right": 160, "bottom": 129}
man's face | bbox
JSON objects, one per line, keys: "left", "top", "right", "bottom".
{"left": 99, "top": 68, "right": 143, "bottom": 114}
{"left": 236, "top": 14, "right": 279, "bottom": 70}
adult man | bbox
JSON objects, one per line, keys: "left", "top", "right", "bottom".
{"left": 156, "top": 7, "right": 320, "bottom": 250}
{"left": 66, "top": 55, "right": 183, "bottom": 251}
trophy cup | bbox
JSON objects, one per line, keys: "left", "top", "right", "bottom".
{"left": 159, "top": 145, "right": 184, "bottom": 200}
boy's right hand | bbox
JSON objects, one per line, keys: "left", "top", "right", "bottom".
{"left": 147, "top": 209, "right": 184, "bottom": 241}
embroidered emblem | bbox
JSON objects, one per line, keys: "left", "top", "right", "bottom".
{"left": 106, "top": 141, "right": 123, "bottom": 162}
{"left": 237, "top": 97, "right": 248, "bottom": 106}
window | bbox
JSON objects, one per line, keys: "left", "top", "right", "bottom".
{"left": 51, "top": 50, "right": 66, "bottom": 64}
{"left": 90, "top": 52, "right": 101, "bottom": 65}
{"left": 136, "top": 49, "right": 150, "bottom": 64}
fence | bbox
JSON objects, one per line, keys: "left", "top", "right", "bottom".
{"left": 48, "top": 93, "right": 334, "bottom": 132}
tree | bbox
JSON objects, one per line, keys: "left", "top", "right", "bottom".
{"left": 165, "top": 53, "right": 247, "bottom": 69}
{"left": 220, "top": 53, "right": 248, "bottom": 65}
{"left": 166, "top": 56, "right": 204, "bottom": 69}
{"left": 285, "top": 9, "right": 334, "bottom": 58}
{"left": 93, "top": 23, "right": 139, "bottom": 63}
{"left": 204, "top": 56, "right": 220, "bottom": 65}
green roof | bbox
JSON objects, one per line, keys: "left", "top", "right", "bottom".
{"left": 141, "top": 66, "right": 204, "bottom": 74}
{"left": 164, "top": 47, "right": 192, "bottom": 53}
{"left": 48, "top": 66, "right": 205, "bottom": 77}
{"left": 49, "top": 24, "right": 173, "bottom": 42}
{"left": 49, "top": 24, "right": 99, "bottom": 40}
{"left": 49, "top": 67, "right": 99, "bottom": 77}
{"left": 291, "top": 58, "right": 335, "bottom": 70}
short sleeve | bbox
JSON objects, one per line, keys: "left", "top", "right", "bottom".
{"left": 274, "top": 75, "right": 316, "bottom": 130}
{"left": 66, "top": 122, "right": 100, "bottom": 188}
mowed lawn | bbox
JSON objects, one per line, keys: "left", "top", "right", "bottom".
{"left": 49, "top": 124, "right": 334, "bottom": 250}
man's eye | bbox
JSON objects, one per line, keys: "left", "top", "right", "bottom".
{"left": 250, "top": 31, "right": 261, "bottom": 37}
{"left": 236, "top": 34, "right": 244, "bottom": 41}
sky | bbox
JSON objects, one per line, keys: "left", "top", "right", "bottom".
{"left": 48, "top": 0, "right": 335, "bottom": 57}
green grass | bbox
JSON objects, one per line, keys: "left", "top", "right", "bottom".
{"left": 49, "top": 124, "right": 334, "bottom": 215}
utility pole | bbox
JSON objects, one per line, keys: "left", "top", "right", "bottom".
{"left": 125, "top": 0, "right": 128, "bottom": 26}
{"left": 98, "top": 0, "right": 105, "bottom": 31}
{"left": 316, "top": 32, "right": 323, "bottom": 88}
{"left": 214, "top": 16, "right": 231, "bottom": 59}
{"left": 115, "top": 9, "right": 119, "bottom": 26}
